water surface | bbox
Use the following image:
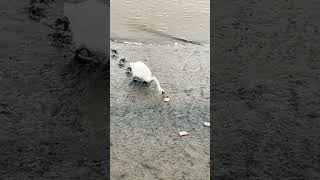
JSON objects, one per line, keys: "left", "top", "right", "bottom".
{"left": 111, "top": 0, "right": 210, "bottom": 44}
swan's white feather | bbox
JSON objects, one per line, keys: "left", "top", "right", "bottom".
{"left": 129, "top": 61, "right": 153, "bottom": 82}
{"left": 129, "top": 61, "right": 164, "bottom": 94}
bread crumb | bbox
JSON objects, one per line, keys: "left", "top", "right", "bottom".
{"left": 204, "top": 122, "right": 210, "bottom": 127}
{"left": 164, "top": 97, "right": 171, "bottom": 102}
{"left": 178, "top": 131, "right": 189, "bottom": 136}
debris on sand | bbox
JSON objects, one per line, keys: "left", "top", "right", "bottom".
{"left": 111, "top": 49, "right": 118, "bottom": 59}
{"left": 204, "top": 122, "right": 210, "bottom": 127}
{"left": 178, "top": 131, "right": 189, "bottom": 137}
{"left": 111, "top": 49, "right": 118, "bottom": 54}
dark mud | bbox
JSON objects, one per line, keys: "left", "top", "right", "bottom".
{"left": 212, "top": 0, "right": 320, "bottom": 179}
{"left": 1, "top": 0, "right": 107, "bottom": 178}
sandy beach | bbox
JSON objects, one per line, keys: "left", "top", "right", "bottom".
{"left": 110, "top": 41, "right": 210, "bottom": 179}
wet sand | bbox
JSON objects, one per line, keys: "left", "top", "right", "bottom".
{"left": 109, "top": 0, "right": 211, "bottom": 178}
{"left": 110, "top": 42, "right": 210, "bottom": 179}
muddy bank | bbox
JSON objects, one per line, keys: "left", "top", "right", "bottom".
{"left": 1, "top": 0, "right": 107, "bottom": 178}
{"left": 110, "top": 41, "right": 210, "bottom": 179}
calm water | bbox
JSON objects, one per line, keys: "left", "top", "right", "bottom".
{"left": 111, "top": 0, "right": 210, "bottom": 44}
{"left": 64, "top": 0, "right": 210, "bottom": 46}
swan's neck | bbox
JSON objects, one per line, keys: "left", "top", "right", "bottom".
{"left": 151, "top": 76, "right": 162, "bottom": 92}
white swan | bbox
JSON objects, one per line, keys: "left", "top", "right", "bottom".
{"left": 129, "top": 61, "right": 165, "bottom": 94}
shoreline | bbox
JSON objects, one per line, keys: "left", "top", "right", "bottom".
{"left": 110, "top": 37, "right": 210, "bottom": 46}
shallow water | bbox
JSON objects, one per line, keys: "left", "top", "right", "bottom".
{"left": 111, "top": 0, "right": 210, "bottom": 44}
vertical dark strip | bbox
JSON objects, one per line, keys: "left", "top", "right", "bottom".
{"left": 1, "top": 0, "right": 109, "bottom": 179}
{"left": 62, "top": 0, "right": 110, "bottom": 179}
{"left": 210, "top": 0, "right": 214, "bottom": 179}
{"left": 106, "top": 0, "right": 111, "bottom": 179}
{"left": 212, "top": 0, "right": 320, "bottom": 179}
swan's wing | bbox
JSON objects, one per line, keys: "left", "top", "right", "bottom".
{"left": 130, "top": 62, "right": 152, "bottom": 82}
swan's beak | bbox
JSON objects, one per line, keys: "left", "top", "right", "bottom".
{"left": 161, "top": 90, "right": 165, "bottom": 96}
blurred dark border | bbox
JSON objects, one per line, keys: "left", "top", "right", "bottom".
{"left": 211, "top": 0, "right": 320, "bottom": 179}
{"left": 106, "top": 0, "right": 110, "bottom": 178}
{"left": 1, "top": 0, "right": 109, "bottom": 179}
